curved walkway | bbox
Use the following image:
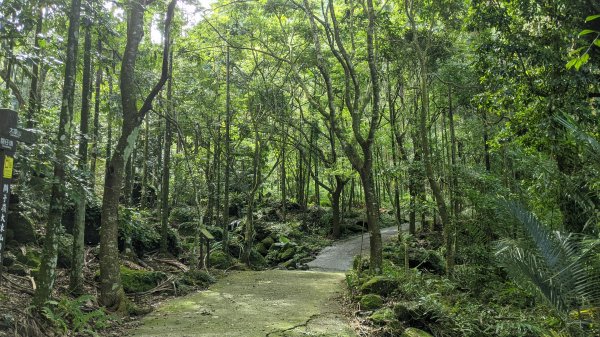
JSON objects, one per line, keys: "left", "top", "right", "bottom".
{"left": 128, "top": 226, "right": 403, "bottom": 337}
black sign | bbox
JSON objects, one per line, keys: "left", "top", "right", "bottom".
{"left": 0, "top": 108, "right": 34, "bottom": 282}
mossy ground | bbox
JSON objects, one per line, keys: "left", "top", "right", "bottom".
{"left": 128, "top": 270, "right": 356, "bottom": 337}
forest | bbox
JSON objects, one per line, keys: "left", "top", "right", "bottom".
{"left": 0, "top": 0, "right": 599, "bottom": 336}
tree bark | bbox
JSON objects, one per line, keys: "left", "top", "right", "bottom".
{"left": 70, "top": 19, "right": 93, "bottom": 295}
{"left": 160, "top": 51, "right": 174, "bottom": 255}
{"left": 99, "top": 0, "right": 176, "bottom": 311}
{"left": 222, "top": 46, "right": 231, "bottom": 253}
{"left": 34, "top": 0, "right": 81, "bottom": 307}
{"left": 27, "top": 0, "right": 44, "bottom": 128}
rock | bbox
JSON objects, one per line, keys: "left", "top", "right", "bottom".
{"left": 261, "top": 236, "right": 275, "bottom": 249}
{"left": 2, "top": 251, "right": 15, "bottom": 267}
{"left": 393, "top": 302, "right": 414, "bottom": 321}
{"left": 408, "top": 248, "right": 445, "bottom": 274}
{"left": 369, "top": 308, "right": 395, "bottom": 325}
{"left": 7, "top": 210, "right": 36, "bottom": 244}
{"left": 255, "top": 242, "right": 268, "bottom": 256}
{"left": 121, "top": 266, "right": 167, "bottom": 293}
{"left": 178, "top": 270, "right": 215, "bottom": 287}
{"left": 360, "top": 294, "right": 383, "bottom": 310}
{"left": 401, "top": 327, "right": 433, "bottom": 337}
{"left": 61, "top": 204, "right": 101, "bottom": 245}
{"left": 16, "top": 249, "right": 40, "bottom": 268}
{"left": 57, "top": 233, "right": 73, "bottom": 268}
{"left": 209, "top": 251, "right": 235, "bottom": 269}
{"left": 249, "top": 249, "right": 267, "bottom": 267}
{"left": 278, "top": 246, "right": 296, "bottom": 261}
{"left": 360, "top": 276, "right": 399, "bottom": 297}
{"left": 281, "top": 259, "right": 297, "bottom": 270}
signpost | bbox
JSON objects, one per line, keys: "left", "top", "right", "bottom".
{"left": 0, "top": 108, "right": 36, "bottom": 282}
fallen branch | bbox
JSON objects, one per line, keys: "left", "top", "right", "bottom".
{"left": 153, "top": 258, "right": 189, "bottom": 272}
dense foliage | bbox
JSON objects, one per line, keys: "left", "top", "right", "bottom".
{"left": 0, "top": 0, "right": 599, "bottom": 335}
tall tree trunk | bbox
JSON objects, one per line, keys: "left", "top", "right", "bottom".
{"left": 34, "top": 0, "right": 81, "bottom": 307}
{"left": 418, "top": 58, "right": 453, "bottom": 273}
{"left": 140, "top": 117, "right": 149, "bottom": 208}
{"left": 280, "top": 128, "right": 287, "bottom": 221}
{"left": 222, "top": 46, "right": 231, "bottom": 254}
{"left": 90, "top": 39, "right": 102, "bottom": 191}
{"left": 99, "top": 0, "right": 176, "bottom": 311}
{"left": 27, "top": 0, "right": 44, "bottom": 128}
{"left": 70, "top": 19, "right": 93, "bottom": 295}
{"left": 331, "top": 176, "right": 346, "bottom": 239}
{"left": 160, "top": 52, "right": 174, "bottom": 255}
{"left": 243, "top": 129, "right": 261, "bottom": 265}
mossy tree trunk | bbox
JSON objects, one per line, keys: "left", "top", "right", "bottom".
{"left": 99, "top": 0, "right": 176, "bottom": 311}
{"left": 70, "top": 17, "right": 93, "bottom": 295}
{"left": 33, "top": 0, "right": 81, "bottom": 307}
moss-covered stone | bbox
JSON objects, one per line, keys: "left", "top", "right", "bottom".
{"left": 369, "top": 307, "right": 395, "bottom": 325}
{"left": 360, "top": 276, "right": 399, "bottom": 297}
{"left": 57, "top": 233, "right": 73, "bottom": 268}
{"left": 393, "top": 302, "right": 414, "bottom": 321}
{"left": 249, "top": 249, "right": 267, "bottom": 267}
{"left": 360, "top": 294, "right": 383, "bottom": 310}
{"left": 16, "top": 249, "right": 40, "bottom": 268}
{"left": 254, "top": 242, "right": 268, "bottom": 256}
{"left": 209, "top": 251, "right": 235, "bottom": 269}
{"left": 1, "top": 251, "right": 15, "bottom": 267}
{"left": 7, "top": 210, "right": 36, "bottom": 244}
{"left": 278, "top": 246, "right": 296, "bottom": 261}
{"left": 179, "top": 270, "right": 215, "bottom": 288}
{"left": 401, "top": 327, "right": 433, "bottom": 337}
{"left": 121, "top": 266, "right": 167, "bottom": 293}
{"left": 261, "top": 236, "right": 275, "bottom": 249}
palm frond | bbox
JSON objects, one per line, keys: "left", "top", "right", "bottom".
{"left": 497, "top": 201, "right": 600, "bottom": 317}
{"left": 555, "top": 115, "right": 600, "bottom": 162}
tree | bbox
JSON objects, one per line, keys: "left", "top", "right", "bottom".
{"left": 99, "top": 0, "right": 177, "bottom": 311}
{"left": 299, "top": 0, "right": 383, "bottom": 271}
{"left": 34, "top": 0, "right": 82, "bottom": 307}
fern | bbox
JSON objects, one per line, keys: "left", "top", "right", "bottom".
{"left": 496, "top": 201, "right": 600, "bottom": 319}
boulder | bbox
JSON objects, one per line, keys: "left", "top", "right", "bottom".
{"left": 61, "top": 204, "right": 101, "bottom": 245}
{"left": 120, "top": 266, "right": 167, "bottom": 293}
{"left": 2, "top": 251, "right": 15, "bottom": 267}
{"left": 16, "top": 249, "right": 40, "bottom": 268}
{"left": 278, "top": 246, "right": 296, "bottom": 261}
{"left": 369, "top": 308, "right": 395, "bottom": 325}
{"left": 360, "top": 276, "right": 399, "bottom": 297}
{"left": 209, "top": 251, "right": 236, "bottom": 269}
{"left": 360, "top": 294, "right": 383, "bottom": 310}
{"left": 401, "top": 327, "right": 433, "bottom": 337}
{"left": 249, "top": 249, "right": 267, "bottom": 267}
{"left": 7, "top": 210, "right": 36, "bottom": 244}
{"left": 255, "top": 242, "right": 268, "bottom": 256}
{"left": 57, "top": 233, "right": 73, "bottom": 268}
{"left": 261, "top": 236, "right": 275, "bottom": 249}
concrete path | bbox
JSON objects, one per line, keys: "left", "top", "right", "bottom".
{"left": 307, "top": 226, "right": 402, "bottom": 271}
{"left": 128, "top": 227, "right": 404, "bottom": 337}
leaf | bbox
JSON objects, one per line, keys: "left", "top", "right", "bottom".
{"left": 575, "top": 53, "right": 590, "bottom": 70}
{"left": 578, "top": 29, "right": 597, "bottom": 37}
{"left": 585, "top": 14, "right": 600, "bottom": 22}
{"left": 594, "top": 39, "right": 600, "bottom": 47}
{"left": 566, "top": 58, "right": 578, "bottom": 70}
